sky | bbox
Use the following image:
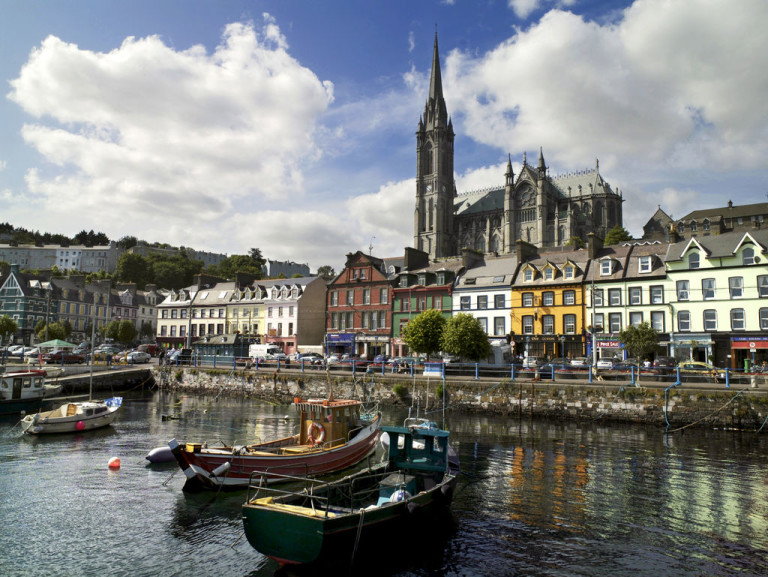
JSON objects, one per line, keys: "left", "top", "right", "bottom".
{"left": 2, "top": 0, "right": 768, "bottom": 274}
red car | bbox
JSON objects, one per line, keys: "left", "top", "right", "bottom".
{"left": 44, "top": 351, "right": 86, "bottom": 364}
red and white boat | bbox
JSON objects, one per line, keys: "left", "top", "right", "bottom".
{"left": 169, "top": 396, "right": 381, "bottom": 492}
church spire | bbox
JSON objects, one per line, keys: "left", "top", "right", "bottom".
{"left": 424, "top": 32, "right": 447, "bottom": 128}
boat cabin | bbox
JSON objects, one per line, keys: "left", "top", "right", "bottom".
{"left": 293, "top": 398, "right": 364, "bottom": 448}
{"left": 382, "top": 423, "right": 450, "bottom": 473}
{"left": 0, "top": 370, "right": 46, "bottom": 401}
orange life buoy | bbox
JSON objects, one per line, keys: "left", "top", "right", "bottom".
{"left": 307, "top": 421, "right": 325, "bottom": 445}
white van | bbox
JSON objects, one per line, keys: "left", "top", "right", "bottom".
{"left": 249, "top": 343, "right": 282, "bottom": 359}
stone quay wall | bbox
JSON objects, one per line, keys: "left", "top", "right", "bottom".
{"left": 150, "top": 366, "right": 768, "bottom": 432}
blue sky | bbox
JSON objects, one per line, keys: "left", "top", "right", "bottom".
{"left": 2, "top": 0, "right": 767, "bottom": 272}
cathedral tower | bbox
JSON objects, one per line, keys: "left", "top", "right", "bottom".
{"left": 414, "top": 33, "right": 455, "bottom": 259}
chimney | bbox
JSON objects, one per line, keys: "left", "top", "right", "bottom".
{"left": 587, "top": 233, "right": 604, "bottom": 259}
{"left": 145, "top": 284, "right": 157, "bottom": 293}
{"left": 403, "top": 247, "right": 430, "bottom": 270}
{"left": 515, "top": 239, "right": 538, "bottom": 263}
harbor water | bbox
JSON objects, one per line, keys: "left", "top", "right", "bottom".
{"left": 2, "top": 390, "right": 768, "bottom": 577}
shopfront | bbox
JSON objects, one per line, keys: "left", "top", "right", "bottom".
{"left": 325, "top": 332, "right": 354, "bottom": 357}
{"left": 730, "top": 336, "right": 768, "bottom": 370}
{"left": 592, "top": 336, "right": 624, "bottom": 361}
{"left": 669, "top": 333, "right": 714, "bottom": 364}
{"left": 514, "top": 334, "right": 585, "bottom": 361}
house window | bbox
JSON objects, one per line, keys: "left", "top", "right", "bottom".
{"left": 494, "top": 294, "right": 505, "bottom": 309}
{"left": 380, "top": 288, "right": 388, "bottom": 304}
{"left": 460, "top": 296, "right": 470, "bottom": 310}
{"left": 650, "top": 286, "right": 663, "bottom": 304}
{"left": 638, "top": 256, "right": 652, "bottom": 273}
{"left": 331, "top": 313, "right": 338, "bottom": 329}
{"left": 564, "top": 314, "right": 576, "bottom": 334}
{"left": 523, "top": 293, "right": 534, "bottom": 307}
{"left": 160, "top": 326, "right": 167, "bottom": 336}
{"left": 346, "top": 290, "right": 354, "bottom": 305}
{"left": 542, "top": 292, "right": 554, "bottom": 306}
{"left": 760, "top": 308, "right": 768, "bottom": 330}
{"left": 743, "top": 247, "right": 755, "bottom": 265}
{"left": 651, "top": 311, "right": 664, "bottom": 332}
{"left": 564, "top": 265, "right": 574, "bottom": 279}
{"left": 402, "top": 299, "right": 410, "bottom": 312}
{"left": 330, "top": 291, "right": 338, "bottom": 306}
{"left": 729, "top": 277, "right": 743, "bottom": 299}
{"left": 542, "top": 315, "right": 555, "bottom": 334}
{"left": 437, "top": 273, "right": 445, "bottom": 285}
{"left": 433, "top": 296, "right": 442, "bottom": 310}
{"left": 522, "top": 316, "right": 534, "bottom": 334}
{"left": 759, "top": 276, "right": 768, "bottom": 298}
{"left": 730, "top": 309, "right": 745, "bottom": 331}
{"left": 593, "top": 313, "right": 604, "bottom": 331}
{"left": 477, "top": 295, "right": 488, "bottom": 310}
{"left": 494, "top": 317, "right": 505, "bottom": 335}
{"left": 361, "top": 312, "right": 369, "bottom": 328}
{"left": 608, "top": 313, "right": 621, "bottom": 333}
{"left": 600, "top": 260, "right": 612, "bottom": 276}
{"left": 678, "top": 311, "right": 691, "bottom": 332}
{"left": 608, "top": 288, "right": 621, "bottom": 306}
{"left": 478, "top": 318, "right": 488, "bottom": 334}
{"left": 399, "top": 277, "right": 408, "bottom": 288}
{"left": 363, "top": 289, "right": 371, "bottom": 304}
{"left": 524, "top": 269, "right": 533, "bottom": 282}
{"left": 676, "top": 280, "right": 689, "bottom": 301}
{"left": 629, "top": 287, "right": 642, "bottom": 305}
{"left": 690, "top": 220, "right": 697, "bottom": 232}
{"left": 563, "top": 290, "right": 575, "bottom": 305}
{"left": 703, "top": 219, "right": 710, "bottom": 231}
{"left": 360, "top": 269, "right": 366, "bottom": 280}
{"left": 629, "top": 312, "right": 643, "bottom": 326}
{"left": 544, "top": 268, "right": 554, "bottom": 281}
{"left": 593, "top": 289, "right": 603, "bottom": 307}
{"left": 170, "top": 326, "right": 176, "bottom": 337}
{"left": 689, "top": 252, "right": 700, "bottom": 269}
{"left": 379, "top": 311, "right": 386, "bottom": 329}
{"left": 418, "top": 274, "right": 426, "bottom": 285}
{"left": 703, "top": 310, "right": 717, "bottom": 331}
{"left": 702, "top": 279, "right": 715, "bottom": 300}
{"left": 171, "top": 309, "right": 178, "bottom": 319}
{"left": 418, "top": 297, "right": 426, "bottom": 311}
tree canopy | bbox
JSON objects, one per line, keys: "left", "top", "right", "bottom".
{"left": 401, "top": 310, "right": 447, "bottom": 359}
{"left": 205, "top": 253, "right": 264, "bottom": 279}
{"left": 0, "top": 315, "right": 18, "bottom": 344}
{"left": 103, "top": 320, "right": 138, "bottom": 346}
{"left": 619, "top": 322, "right": 659, "bottom": 361}
{"left": 440, "top": 313, "right": 492, "bottom": 361}
{"left": 604, "top": 225, "right": 632, "bottom": 246}
{"left": 316, "top": 265, "right": 336, "bottom": 280}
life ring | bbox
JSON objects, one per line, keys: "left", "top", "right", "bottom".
{"left": 307, "top": 421, "right": 325, "bottom": 445}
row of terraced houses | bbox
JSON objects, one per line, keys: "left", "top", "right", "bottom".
{"left": 147, "top": 226, "right": 768, "bottom": 370}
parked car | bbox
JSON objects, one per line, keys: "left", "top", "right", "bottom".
{"left": 126, "top": 351, "right": 152, "bottom": 364}
{"left": 570, "top": 357, "right": 592, "bottom": 367}
{"left": 522, "top": 356, "right": 538, "bottom": 369}
{"left": 44, "top": 351, "right": 86, "bottom": 364}
{"left": 678, "top": 361, "right": 726, "bottom": 381}
{"left": 23, "top": 347, "right": 41, "bottom": 358}
{"left": 596, "top": 358, "right": 615, "bottom": 370}
{"left": 653, "top": 356, "right": 678, "bottom": 373}
{"left": 138, "top": 343, "right": 159, "bottom": 357}
{"left": 167, "top": 348, "right": 193, "bottom": 365}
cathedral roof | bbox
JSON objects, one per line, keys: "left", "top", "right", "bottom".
{"left": 454, "top": 187, "right": 505, "bottom": 216}
{"left": 549, "top": 167, "right": 617, "bottom": 198}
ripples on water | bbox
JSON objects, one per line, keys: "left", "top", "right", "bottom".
{"left": 2, "top": 392, "right": 768, "bottom": 577}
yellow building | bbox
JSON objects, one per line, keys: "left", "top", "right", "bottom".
{"left": 510, "top": 248, "right": 589, "bottom": 360}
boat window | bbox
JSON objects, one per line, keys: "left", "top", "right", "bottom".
{"left": 23, "top": 378, "right": 32, "bottom": 388}
{"left": 95, "top": 407, "right": 107, "bottom": 415}
{"left": 86, "top": 409, "right": 94, "bottom": 416}
{"left": 34, "top": 378, "right": 43, "bottom": 387}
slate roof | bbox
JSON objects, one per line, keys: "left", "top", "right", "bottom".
{"left": 665, "top": 229, "right": 768, "bottom": 262}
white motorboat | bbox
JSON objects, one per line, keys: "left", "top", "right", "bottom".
{"left": 20, "top": 397, "right": 122, "bottom": 435}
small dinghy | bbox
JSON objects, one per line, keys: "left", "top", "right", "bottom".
{"left": 145, "top": 445, "right": 176, "bottom": 463}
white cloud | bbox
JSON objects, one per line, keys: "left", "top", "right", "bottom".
{"left": 7, "top": 16, "right": 334, "bottom": 250}
{"left": 446, "top": 0, "right": 768, "bottom": 176}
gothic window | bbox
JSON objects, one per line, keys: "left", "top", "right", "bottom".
{"left": 490, "top": 234, "right": 501, "bottom": 253}
{"left": 428, "top": 198, "right": 434, "bottom": 230}
{"left": 425, "top": 143, "right": 433, "bottom": 175}
{"left": 595, "top": 202, "right": 603, "bottom": 224}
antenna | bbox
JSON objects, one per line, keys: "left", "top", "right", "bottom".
{"left": 369, "top": 236, "right": 375, "bottom": 255}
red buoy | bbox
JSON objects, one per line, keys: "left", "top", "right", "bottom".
{"left": 108, "top": 457, "right": 121, "bottom": 469}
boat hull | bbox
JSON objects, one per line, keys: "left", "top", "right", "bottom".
{"left": 170, "top": 415, "right": 381, "bottom": 491}
{"left": 242, "top": 463, "right": 458, "bottom": 566}
{"left": 20, "top": 398, "right": 122, "bottom": 434}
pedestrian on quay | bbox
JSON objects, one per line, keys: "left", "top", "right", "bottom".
{"left": 159, "top": 349, "right": 166, "bottom": 366}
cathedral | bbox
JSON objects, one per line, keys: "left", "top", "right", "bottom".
{"left": 414, "top": 35, "right": 624, "bottom": 259}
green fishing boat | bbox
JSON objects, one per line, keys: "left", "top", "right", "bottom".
{"left": 241, "top": 418, "right": 459, "bottom": 568}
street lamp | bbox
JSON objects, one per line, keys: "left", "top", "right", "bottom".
{"left": 559, "top": 334, "right": 566, "bottom": 359}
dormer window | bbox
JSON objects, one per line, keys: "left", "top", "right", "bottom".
{"left": 437, "top": 273, "right": 445, "bottom": 285}
{"left": 688, "top": 252, "right": 700, "bottom": 269}
{"left": 544, "top": 268, "right": 554, "bottom": 281}
{"left": 702, "top": 219, "right": 710, "bottom": 231}
{"left": 359, "top": 269, "right": 366, "bottom": 280}
{"left": 678, "top": 222, "right": 685, "bottom": 233}
{"left": 399, "top": 277, "right": 408, "bottom": 288}
{"left": 524, "top": 269, "right": 533, "bottom": 282}
{"left": 564, "top": 265, "right": 574, "bottom": 280}
{"left": 418, "top": 274, "right": 426, "bottom": 285}
{"left": 600, "top": 260, "right": 612, "bottom": 276}
{"left": 743, "top": 247, "right": 755, "bottom": 266}
{"left": 690, "top": 220, "right": 697, "bottom": 232}
{"left": 638, "top": 256, "right": 652, "bottom": 273}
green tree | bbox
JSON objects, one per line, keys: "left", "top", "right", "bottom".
{"left": 604, "top": 225, "right": 632, "bottom": 246}
{"left": 564, "top": 236, "right": 584, "bottom": 249}
{"left": 61, "top": 319, "right": 73, "bottom": 338}
{"left": 249, "top": 247, "right": 265, "bottom": 266}
{"left": 140, "top": 321, "right": 154, "bottom": 339}
{"left": 207, "top": 254, "right": 263, "bottom": 279}
{"left": 401, "top": 309, "right": 447, "bottom": 359}
{"left": 37, "top": 321, "right": 66, "bottom": 341}
{"left": 440, "top": 313, "right": 491, "bottom": 361}
{"left": 116, "top": 235, "right": 138, "bottom": 250}
{"left": 116, "top": 320, "right": 138, "bottom": 346}
{"left": 316, "top": 265, "right": 336, "bottom": 279}
{"left": 619, "top": 322, "right": 659, "bottom": 362}
{"left": 115, "top": 252, "right": 150, "bottom": 289}
{"left": 0, "top": 314, "right": 18, "bottom": 345}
